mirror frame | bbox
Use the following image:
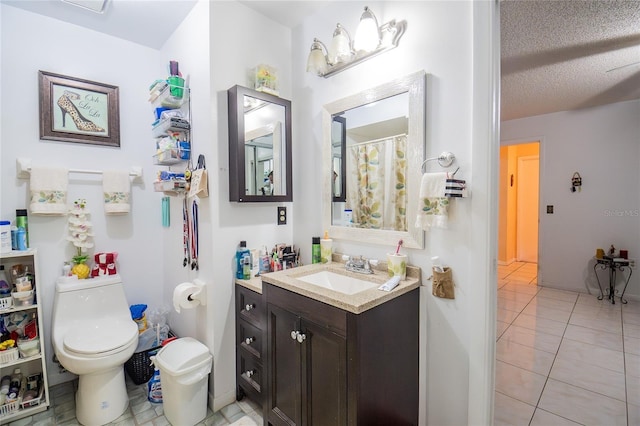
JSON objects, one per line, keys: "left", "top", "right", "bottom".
{"left": 228, "top": 85, "right": 292, "bottom": 202}
{"left": 322, "top": 71, "right": 426, "bottom": 249}
{"left": 331, "top": 115, "right": 347, "bottom": 202}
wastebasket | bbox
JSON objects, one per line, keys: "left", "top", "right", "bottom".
{"left": 154, "top": 337, "right": 212, "bottom": 426}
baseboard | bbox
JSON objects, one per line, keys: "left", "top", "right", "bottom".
{"left": 497, "top": 258, "right": 516, "bottom": 266}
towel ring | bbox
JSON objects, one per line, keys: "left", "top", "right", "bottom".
{"left": 421, "top": 151, "right": 456, "bottom": 173}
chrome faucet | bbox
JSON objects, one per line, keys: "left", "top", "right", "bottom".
{"left": 342, "top": 255, "right": 378, "bottom": 274}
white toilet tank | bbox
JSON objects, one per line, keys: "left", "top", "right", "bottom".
{"left": 53, "top": 275, "right": 131, "bottom": 325}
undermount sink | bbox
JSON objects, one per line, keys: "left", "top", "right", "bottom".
{"left": 296, "top": 270, "right": 378, "bottom": 295}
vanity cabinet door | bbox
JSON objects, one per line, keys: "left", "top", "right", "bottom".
{"left": 300, "top": 318, "right": 347, "bottom": 425}
{"left": 267, "top": 303, "right": 302, "bottom": 426}
{"left": 266, "top": 303, "right": 347, "bottom": 426}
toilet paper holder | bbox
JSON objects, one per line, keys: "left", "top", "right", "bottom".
{"left": 173, "top": 279, "right": 207, "bottom": 313}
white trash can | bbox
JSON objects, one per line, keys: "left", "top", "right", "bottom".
{"left": 154, "top": 337, "right": 212, "bottom": 426}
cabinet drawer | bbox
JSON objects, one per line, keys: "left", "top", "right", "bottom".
{"left": 237, "top": 318, "right": 263, "bottom": 360}
{"left": 238, "top": 351, "right": 263, "bottom": 394}
{"left": 237, "top": 285, "right": 264, "bottom": 328}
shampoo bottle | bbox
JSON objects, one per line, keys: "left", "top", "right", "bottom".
{"left": 320, "top": 231, "right": 332, "bottom": 264}
{"left": 236, "top": 241, "right": 250, "bottom": 279}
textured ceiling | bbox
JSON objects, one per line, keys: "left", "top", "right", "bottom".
{"left": 501, "top": 0, "right": 640, "bottom": 121}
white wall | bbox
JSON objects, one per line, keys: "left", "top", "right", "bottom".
{"left": 293, "top": 1, "right": 496, "bottom": 424}
{"left": 208, "top": 0, "right": 294, "bottom": 410}
{"left": 501, "top": 100, "right": 640, "bottom": 300}
{"left": 0, "top": 4, "right": 165, "bottom": 386}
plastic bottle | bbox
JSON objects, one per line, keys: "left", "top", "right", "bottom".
{"left": 0, "top": 266, "right": 10, "bottom": 297}
{"left": 0, "top": 221, "right": 11, "bottom": 253}
{"left": 320, "top": 231, "right": 333, "bottom": 264}
{"left": 16, "top": 228, "right": 27, "bottom": 251}
{"left": 0, "top": 376, "right": 9, "bottom": 394}
{"left": 312, "top": 237, "right": 321, "bottom": 264}
{"left": 8, "top": 368, "right": 22, "bottom": 400}
{"left": 15, "top": 210, "right": 28, "bottom": 249}
{"left": 242, "top": 254, "right": 251, "bottom": 279}
{"left": 259, "top": 246, "right": 271, "bottom": 274}
{"left": 236, "top": 241, "right": 250, "bottom": 279}
{"left": 147, "top": 363, "right": 162, "bottom": 403}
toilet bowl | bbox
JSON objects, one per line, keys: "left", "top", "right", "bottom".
{"left": 52, "top": 274, "right": 138, "bottom": 426}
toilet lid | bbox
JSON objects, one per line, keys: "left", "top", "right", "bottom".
{"left": 64, "top": 318, "right": 138, "bottom": 355}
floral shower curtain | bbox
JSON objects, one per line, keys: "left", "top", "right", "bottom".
{"left": 346, "top": 135, "right": 407, "bottom": 230}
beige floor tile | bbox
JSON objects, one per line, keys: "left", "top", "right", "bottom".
{"left": 569, "top": 311, "right": 622, "bottom": 334}
{"left": 626, "top": 352, "right": 640, "bottom": 378}
{"left": 497, "top": 307, "right": 520, "bottom": 324}
{"left": 522, "top": 303, "right": 572, "bottom": 323}
{"left": 502, "top": 282, "right": 539, "bottom": 295}
{"left": 627, "top": 372, "right": 640, "bottom": 403}
{"left": 537, "top": 287, "right": 579, "bottom": 303}
{"left": 625, "top": 335, "right": 640, "bottom": 356}
{"left": 496, "top": 339, "right": 556, "bottom": 376}
{"left": 538, "top": 379, "right": 627, "bottom": 426}
{"left": 495, "top": 360, "right": 547, "bottom": 406}
{"left": 528, "top": 295, "right": 575, "bottom": 311}
{"left": 498, "top": 296, "right": 530, "bottom": 313}
{"left": 498, "top": 288, "right": 536, "bottom": 303}
{"left": 512, "top": 313, "right": 567, "bottom": 337}
{"left": 563, "top": 324, "right": 624, "bottom": 352}
{"left": 629, "top": 403, "right": 640, "bottom": 426}
{"left": 625, "top": 322, "right": 640, "bottom": 339}
{"left": 549, "top": 356, "right": 626, "bottom": 401}
{"left": 556, "top": 338, "right": 625, "bottom": 374}
{"left": 530, "top": 408, "right": 582, "bottom": 426}
{"left": 497, "top": 320, "right": 510, "bottom": 339}
{"left": 499, "top": 324, "right": 562, "bottom": 354}
{"left": 494, "top": 392, "right": 535, "bottom": 426}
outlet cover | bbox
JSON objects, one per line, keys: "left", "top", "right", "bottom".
{"left": 547, "top": 205, "right": 554, "bottom": 214}
{"left": 277, "top": 206, "right": 287, "bottom": 225}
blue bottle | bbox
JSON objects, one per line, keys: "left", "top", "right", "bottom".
{"left": 236, "top": 241, "right": 250, "bottom": 279}
{"left": 148, "top": 366, "right": 162, "bottom": 403}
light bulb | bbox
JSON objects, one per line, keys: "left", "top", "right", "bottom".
{"left": 354, "top": 6, "right": 380, "bottom": 52}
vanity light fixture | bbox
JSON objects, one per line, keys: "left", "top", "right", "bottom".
{"left": 306, "top": 6, "right": 407, "bottom": 78}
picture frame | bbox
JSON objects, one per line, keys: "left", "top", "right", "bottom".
{"left": 39, "top": 70, "right": 120, "bottom": 147}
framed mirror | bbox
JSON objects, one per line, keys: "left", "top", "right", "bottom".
{"left": 322, "top": 71, "right": 426, "bottom": 249}
{"left": 228, "top": 85, "right": 292, "bottom": 202}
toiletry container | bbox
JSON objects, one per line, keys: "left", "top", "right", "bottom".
{"left": 148, "top": 364, "right": 162, "bottom": 403}
{"left": 15, "top": 210, "right": 28, "bottom": 248}
{"left": 0, "top": 221, "right": 11, "bottom": 253}
{"left": 8, "top": 368, "right": 22, "bottom": 400}
{"left": 259, "top": 246, "right": 271, "bottom": 274}
{"left": 312, "top": 237, "right": 321, "bottom": 264}
{"left": 320, "top": 231, "right": 333, "bottom": 264}
{"left": 235, "top": 241, "right": 250, "bottom": 279}
{"left": 0, "top": 266, "right": 10, "bottom": 296}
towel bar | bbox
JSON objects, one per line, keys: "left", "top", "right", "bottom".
{"left": 16, "top": 158, "right": 142, "bottom": 180}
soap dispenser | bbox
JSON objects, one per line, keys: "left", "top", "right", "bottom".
{"left": 320, "top": 231, "right": 333, "bottom": 264}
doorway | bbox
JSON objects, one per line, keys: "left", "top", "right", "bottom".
{"left": 498, "top": 141, "right": 540, "bottom": 267}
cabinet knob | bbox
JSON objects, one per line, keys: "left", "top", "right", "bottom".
{"left": 245, "top": 303, "right": 255, "bottom": 311}
{"left": 296, "top": 333, "right": 306, "bottom": 343}
{"left": 245, "top": 337, "right": 255, "bottom": 345}
{"left": 290, "top": 330, "right": 298, "bottom": 340}
{"left": 244, "top": 369, "right": 255, "bottom": 378}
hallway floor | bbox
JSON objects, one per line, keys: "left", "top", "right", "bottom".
{"left": 496, "top": 262, "right": 639, "bottom": 426}
{"left": 4, "top": 374, "right": 263, "bottom": 426}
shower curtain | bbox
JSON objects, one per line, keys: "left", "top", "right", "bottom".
{"left": 346, "top": 135, "right": 407, "bottom": 230}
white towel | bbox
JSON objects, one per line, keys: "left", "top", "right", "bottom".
{"left": 415, "top": 172, "right": 449, "bottom": 230}
{"left": 103, "top": 170, "right": 131, "bottom": 214}
{"left": 29, "top": 167, "right": 69, "bottom": 215}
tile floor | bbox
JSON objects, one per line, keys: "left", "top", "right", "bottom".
{"left": 5, "top": 374, "right": 263, "bottom": 426}
{"left": 495, "top": 261, "right": 639, "bottom": 426}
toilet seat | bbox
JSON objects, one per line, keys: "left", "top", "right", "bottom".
{"left": 64, "top": 318, "right": 138, "bottom": 356}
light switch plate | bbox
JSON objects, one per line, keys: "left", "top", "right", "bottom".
{"left": 278, "top": 206, "right": 287, "bottom": 225}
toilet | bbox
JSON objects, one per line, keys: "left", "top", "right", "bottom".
{"left": 52, "top": 274, "right": 138, "bottom": 426}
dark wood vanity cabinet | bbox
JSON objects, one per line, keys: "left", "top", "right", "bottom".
{"left": 264, "top": 283, "right": 419, "bottom": 426}
{"left": 235, "top": 285, "right": 266, "bottom": 411}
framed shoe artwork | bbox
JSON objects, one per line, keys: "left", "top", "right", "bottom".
{"left": 38, "top": 71, "right": 120, "bottom": 147}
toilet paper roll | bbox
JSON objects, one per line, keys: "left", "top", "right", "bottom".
{"left": 173, "top": 282, "right": 201, "bottom": 313}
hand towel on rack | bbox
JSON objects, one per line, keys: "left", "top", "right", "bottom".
{"left": 103, "top": 170, "right": 131, "bottom": 214}
{"left": 415, "top": 172, "right": 449, "bottom": 230}
{"left": 29, "top": 166, "right": 69, "bottom": 215}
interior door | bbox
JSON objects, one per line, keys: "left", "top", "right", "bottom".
{"left": 516, "top": 155, "right": 539, "bottom": 262}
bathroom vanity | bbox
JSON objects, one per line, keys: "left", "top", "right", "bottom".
{"left": 235, "top": 261, "right": 420, "bottom": 425}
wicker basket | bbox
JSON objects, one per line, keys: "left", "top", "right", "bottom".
{"left": 125, "top": 332, "right": 174, "bottom": 385}
{"left": 0, "top": 347, "right": 19, "bottom": 364}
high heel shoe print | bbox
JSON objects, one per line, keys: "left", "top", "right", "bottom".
{"left": 57, "top": 90, "right": 105, "bottom": 132}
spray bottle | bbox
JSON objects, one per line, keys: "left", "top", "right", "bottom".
{"left": 148, "top": 357, "right": 162, "bottom": 403}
